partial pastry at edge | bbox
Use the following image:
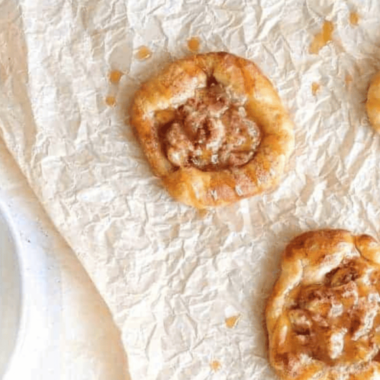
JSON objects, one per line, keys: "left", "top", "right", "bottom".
{"left": 130, "top": 52, "right": 294, "bottom": 208}
{"left": 266, "top": 229, "right": 380, "bottom": 380}
{"left": 367, "top": 71, "right": 380, "bottom": 133}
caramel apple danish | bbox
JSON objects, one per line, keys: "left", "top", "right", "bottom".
{"left": 367, "top": 71, "right": 380, "bottom": 134}
{"left": 266, "top": 229, "right": 380, "bottom": 380}
{"left": 130, "top": 52, "right": 294, "bottom": 208}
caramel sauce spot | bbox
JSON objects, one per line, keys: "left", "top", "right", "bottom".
{"left": 187, "top": 37, "right": 201, "bottom": 52}
{"left": 349, "top": 11, "right": 360, "bottom": 26}
{"left": 225, "top": 315, "right": 240, "bottom": 328}
{"left": 105, "top": 96, "right": 116, "bottom": 107}
{"left": 210, "top": 360, "right": 221, "bottom": 372}
{"left": 109, "top": 70, "right": 123, "bottom": 84}
{"left": 198, "top": 208, "right": 209, "bottom": 219}
{"left": 309, "top": 21, "right": 334, "bottom": 55}
{"left": 311, "top": 82, "right": 320, "bottom": 96}
{"left": 136, "top": 46, "right": 152, "bottom": 60}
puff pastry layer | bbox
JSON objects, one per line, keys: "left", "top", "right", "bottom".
{"left": 367, "top": 71, "right": 380, "bottom": 133}
{"left": 130, "top": 52, "right": 294, "bottom": 208}
{"left": 266, "top": 229, "right": 380, "bottom": 380}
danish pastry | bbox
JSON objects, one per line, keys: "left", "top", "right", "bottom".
{"left": 266, "top": 229, "right": 380, "bottom": 380}
{"left": 367, "top": 71, "right": 380, "bottom": 133}
{"left": 130, "top": 52, "right": 294, "bottom": 208}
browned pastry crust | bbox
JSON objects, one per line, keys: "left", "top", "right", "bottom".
{"left": 367, "top": 71, "right": 380, "bottom": 134}
{"left": 130, "top": 52, "right": 294, "bottom": 208}
{"left": 266, "top": 229, "right": 380, "bottom": 380}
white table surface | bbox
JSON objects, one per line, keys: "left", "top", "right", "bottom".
{"left": 0, "top": 137, "right": 129, "bottom": 380}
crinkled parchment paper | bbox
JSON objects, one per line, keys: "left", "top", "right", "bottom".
{"left": 0, "top": 137, "right": 128, "bottom": 380}
{"left": 2, "top": 0, "right": 380, "bottom": 379}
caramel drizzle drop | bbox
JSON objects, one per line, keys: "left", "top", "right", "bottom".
{"left": 225, "top": 315, "right": 240, "bottom": 328}
{"left": 136, "top": 46, "right": 152, "bottom": 60}
{"left": 349, "top": 11, "right": 360, "bottom": 26}
{"left": 210, "top": 360, "right": 221, "bottom": 372}
{"left": 187, "top": 37, "right": 200, "bottom": 52}
{"left": 105, "top": 96, "right": 116, "bottom": 107}
{"left": 309, "top": 21, "right": 334, "bottom": 54}
{"left": 311, "top": 82, "right": 320, "bottom": 96}
{"left": 109, "top": 70, "right": 123, "bottom": 84}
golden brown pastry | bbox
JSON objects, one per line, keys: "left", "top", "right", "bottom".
{"left": 266, "top": 229, "right": 380, "bottom": 380}
{"left": 130, "top": 52, "right": 294, "bottom": 208}
{"left": 367, "top": 71, "right": 380, "bottom": 133}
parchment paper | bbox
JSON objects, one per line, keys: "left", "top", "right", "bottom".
{"left": 0, "top": 137, "right": 128, "bottom": 380}
{"left": 2, "top": 0, "right": 380, "bottom": 379}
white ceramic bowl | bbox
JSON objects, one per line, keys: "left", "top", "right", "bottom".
{"left": 0, "top": 209, "right": 21, "bottom": 378}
